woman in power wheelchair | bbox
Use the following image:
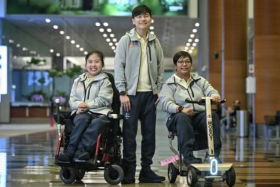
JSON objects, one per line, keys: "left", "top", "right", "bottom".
{"left": 159, "top": 51, "right": 222, "bottom": 167}
{"left": 54, "top": 50, "right": 123, "bottom": 184}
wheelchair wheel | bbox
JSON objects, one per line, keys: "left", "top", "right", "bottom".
{"left": 168, "top": 163, "right": 178, "bottom": 183}
{"left": 186, "top": 167, "right": 197, "bottom": 187}
{"left": 226, "top": 167, "right": 236, "bottom": 187}
{"left": 76, "top": 168, "right": 85, "bottom": 181}
{"left": 59, "top": 167, "right": 77, "bottom": 184}
{"left": 104, "top": 164, "right": 124, "bottom": 185}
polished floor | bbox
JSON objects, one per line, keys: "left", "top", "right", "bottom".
{"left": 1, "top": 112, "right": 280, "bottom": 187}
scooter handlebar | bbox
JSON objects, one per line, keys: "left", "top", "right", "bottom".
{"left": 185, "top": 98, "right": 227, "bottom": 105}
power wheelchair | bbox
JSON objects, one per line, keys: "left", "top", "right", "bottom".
{"left": 164, "top": 97, "right": 235, "bottom": 187}
{"left": 53, "top": 72, "right": 124, "bottom": 185}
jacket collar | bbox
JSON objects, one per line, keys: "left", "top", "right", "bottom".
{"left": 126, "top": 28, "right": 156, "bottom": 42}
{"left": 164, "top": 73, "right": 201, "bottom": 84}
{"left": 78, "top": 71, "right": 107, "bottom": 82}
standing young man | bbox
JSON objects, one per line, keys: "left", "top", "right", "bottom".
{"left": 114, "top": 5, "right": 165, "bottom": 184}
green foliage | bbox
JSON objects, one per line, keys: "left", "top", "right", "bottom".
{"left": 22, "top": 58, "right": 47, "bottom": 69}
{"left": 48, "top": 67, "right": 63, "bottom": 78}
{"left": 65, "top": 65, "right": 82, "bottom": 78}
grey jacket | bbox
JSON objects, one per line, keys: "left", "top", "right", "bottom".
{"left": 69, "top": 72, "right": 113, "bottom": 115}
{"left": 114, "top": 28, "right": 164, "bottom": 95}
{"left": 160, "top": 73, "right": 220, "bottom": 119}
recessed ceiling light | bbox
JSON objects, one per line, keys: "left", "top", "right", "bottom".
{"left": 71, "top": 40, "right": 75, "bottom": 44}
{"left": 16, "top": 44, "right": 20, "bottom": 47}
{"left": 103, "top": 22, "right": 109, "bottom": 26}
{"left": 66, "top": 36, "right": 70, "bottom": 39}
{"left": 50, "top": 49, "right": 54, "bottom": 53}
{"left": 9, "top": 39, "right": 14, "bottom": 43}
{"left": 150, "top": 26, "right": 154, "bottom": 30}
{"left": 60, "top": 31, "right": 64, "bottom": 35}
{"left": 112, "top": 46, "right": 116, "bottom": 50}
{"left": 190, "top": 34, "right": 195, "bottom": 38}
{"left": 76, "top": 44, "right": 80, "bottom": 48}
{"left": 45, "top": 18, "right": 51, "bottom": 23}
{"left": 192, "top": 29, "right": 197, "bottom": 33}
{"left": 109, "top": 42, "right": 113, "bottom": 46}
{"left": 195, "top": 23, "right": 200, "bottom": 27}
{"left": 56, "top": 53, "right": 60, "bottom": 56}
{"left": 99, "top": 28, "right": 104, "bottom": 32}
{"left": 106, "top": 38, "right": 111, "bottom": 42}
{"left": 186, "top": 43, "right": 190, "bottom": 46}
{"left": 95, "top": 22, "right": 101, "bottom": 26}
{"left": 80, "top": 48, "right": 84, "bottom": 51}
{"left": 103, "top": 34, "right": 107, "bottom": 37}
{"left": 110, "top": 34, "right": 114, "bottom": 37}
{"left": 113, "top": 38, "right": 117, "bottom": 42}
{"left": 195, "top": 39, "right": 199, "bottom": 42}
{"left": 192, "top": 43, "right": 197, "bottom": 46}
{"left": 107, "top": 28, "right": 112, "bottom": 32}
{"left": 84, "top": 51, "right": 88, "bottom": 55}
{"left": 188, "top": 39, "right": 192, "bottom": 42}
{"left": 152, "top": 19, "right": 154, "bottom": 23}
{"left": 53, "top": 25, "right": 58, "bottom": 29}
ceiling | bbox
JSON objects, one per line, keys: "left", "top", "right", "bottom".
{"left": 3, "top": 15, "right": 199, "bottom": 59}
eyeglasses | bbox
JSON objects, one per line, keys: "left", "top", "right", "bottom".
{"left": 177, "top": 60, "right": 191, "bottom": 65}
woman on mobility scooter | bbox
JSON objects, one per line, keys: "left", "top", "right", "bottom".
{"left": 159, "top": 51, "right": 222, "bottom": 166}
{"left": 58, "top": 50, "right": 113, "bottom": 161}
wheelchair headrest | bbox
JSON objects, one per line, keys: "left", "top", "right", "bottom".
{"left": 105, "top": 72, "right": 120, "bottom": 114}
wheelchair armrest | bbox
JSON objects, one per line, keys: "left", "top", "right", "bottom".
{"left": 107, "top": 110, "right": 123, "bottom": 119}
{"left": 53, "top": 111, "right": 72, "bottom": 125}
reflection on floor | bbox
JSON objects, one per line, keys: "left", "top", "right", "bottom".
{"left": 1, "top": 112, "right": 280, "bottom": 187}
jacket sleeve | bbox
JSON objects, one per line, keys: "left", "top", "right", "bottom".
{"left": 199, "top": 77, "right": 221, "bottom": 98}
{"left": 156, "top": 38, "right": 164, "bottom": 93}
{"left": 114, "top": 35, "right": 127, "bottom": 92}
{"left": 159, "top": 83, "right": 178, "bottom": 114}
{"left": 69, "top": 79, "right": 83, "bottom": 110}
{"left": 87, "top": 79, "right": 113, "bottom": 109}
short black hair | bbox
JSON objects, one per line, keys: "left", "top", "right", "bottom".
{"left": 173, "top": 51, "right": 192, "bottom": 65}
{"left": 85, "top": 50, "right": 105, "bottom": 66}
{"left": 132, "top": 5, "right": 152, "bottom": 18}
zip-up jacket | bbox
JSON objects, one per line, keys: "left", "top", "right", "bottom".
{"left": 160, "top": 73, "right": 220, "bottom": 120}
{"left": 69, "top": 72, "right": 113, "bottom": 115}
{"left": 114, "top": 28, "right": 164, "bottom": 95}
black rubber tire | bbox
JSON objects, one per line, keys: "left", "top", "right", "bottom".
{"left": 104, "top": 164, "right": 124, "bottom": 185}
{"left": 186, "top": 167, "right": 198, "bottom": 187}
{"left": 59, "top": 167, "right": 77, "bottom": 184}
{"left": 76, "top": 168, "right": 85, "bottom": 181}
{"left": 168, "top": 163, "right": 178, "bottom": 183}
{"left": 226, "top": 167, "right": 236, "bottom": 187}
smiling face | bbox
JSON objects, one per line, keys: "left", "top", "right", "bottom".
{"left": 86, "top": 53, "right": 103, "bottom": 78}
{"left": 175, "top": 56, "right": 192, "bottom": 77}
{"left": 132, "top": 13, "right": 152, "bottom": 32}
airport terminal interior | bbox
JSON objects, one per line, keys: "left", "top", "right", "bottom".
{"left": 1, "top": 112, "right": 280, "bottom": 187}
{"left": 1, "top": 0, "right": 280, "bottom": 187}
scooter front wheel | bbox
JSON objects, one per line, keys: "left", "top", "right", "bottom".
{"left": 226, "top": 167, "right": 236, "bottom": 187}
{"left": 186, "top": 166, "right": 197, "bottom": 187}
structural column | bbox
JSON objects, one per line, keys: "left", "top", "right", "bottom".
{"left": 208, "top": 0, "right": 248, "bottom": 110}
{"left": 254, "top": 0, "right": 280, "bottom": 123}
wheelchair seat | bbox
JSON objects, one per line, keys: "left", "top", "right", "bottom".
{"left": 168, "top": 130, "right": 208, "bottom": 151}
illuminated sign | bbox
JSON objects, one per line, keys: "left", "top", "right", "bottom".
{"left": 0, "top": 46, "right": 8, "bottom": 94}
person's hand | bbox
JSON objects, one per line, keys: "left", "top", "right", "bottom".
{"left": 120, "top": 95, "right": 131, "bottom": 112}
{"left": 182, "top": 107, "right": 194, "bottom": 117}
{"left": 154, "top": 93, "right": 160, "bottom": 106}
{"left": 78, "top": 102, "right": 89, "bottom": 109}
{"left": 212, "top": 96, "right": 221, "bottom": 104}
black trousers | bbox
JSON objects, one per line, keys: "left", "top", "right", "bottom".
{"left": 166, "top": 112, "right": 222, "bottom": 158}
{"left": 66, "top": 112, "right": 111, "bottom": 156}
{"left": 122, "top": 92, "right": 158, "bottom": 171}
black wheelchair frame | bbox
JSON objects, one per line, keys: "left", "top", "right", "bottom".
{"left": 53, "top": 72, "right": 124, "bottom": 185}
